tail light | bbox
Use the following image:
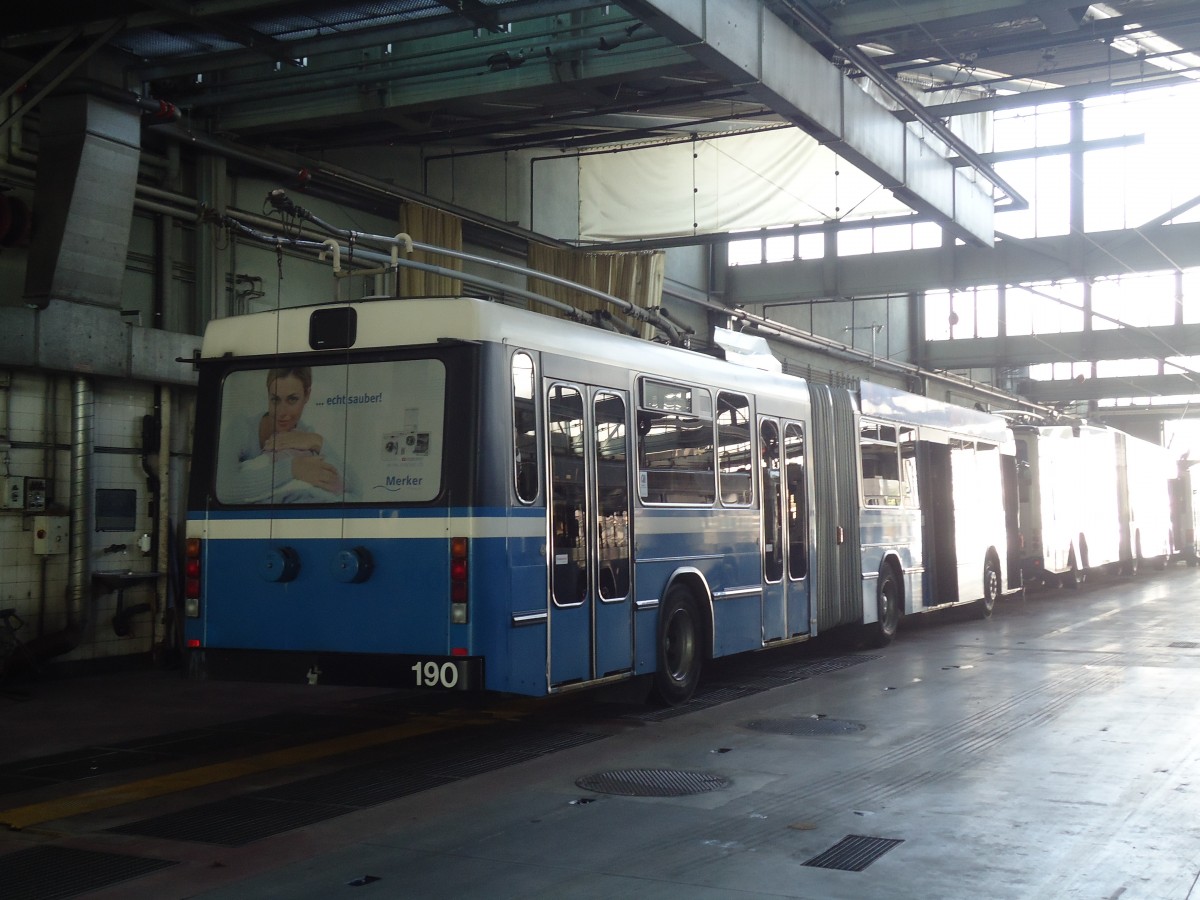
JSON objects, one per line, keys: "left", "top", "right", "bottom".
{"left": 450, "top": 536, "right": 468, "bottom": 624}
{"left": 184, "top": 537, "right": 202, "bottom": 618}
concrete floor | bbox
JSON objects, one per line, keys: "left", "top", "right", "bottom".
{"left": 3, "top": 566, "right": 1200, "bottom": 899}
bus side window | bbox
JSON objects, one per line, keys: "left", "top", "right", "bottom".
{"left": 900, "top": 427, "right": 919, "bottom": 507}
{"left": 512, "top": 351, "right": 539, "bottom": 503}
{"left": 760, "top": 419, "right": 783, "bottom": 582}
{"left": 785, "top": 422, "right": 807, "bottom": 580}
{"left": 717, "top": 391, "right": 753, "bottom": 506}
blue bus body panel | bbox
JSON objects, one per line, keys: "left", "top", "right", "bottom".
{"left": 504, "top": 524, "right": 550, "bottom": 694}
{"left": 634, "top": 507, "right": 772, "bottom": 659}
{"left": 187, "top": 506, "right": 553, "bottom": 694}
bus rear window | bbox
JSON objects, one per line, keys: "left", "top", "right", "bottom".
{"left": 214, "top": 359, "right": 446, "bottom": 505}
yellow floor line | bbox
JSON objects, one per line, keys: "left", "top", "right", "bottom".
{"left": 0, "top": 713, "right": 482, "bottom": 831}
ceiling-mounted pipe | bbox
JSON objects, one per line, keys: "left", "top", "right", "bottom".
{"left": 149, "top": 122, "right": 573, "bottom": 252}
{"left": 213, "top": 208, "right": 690, "bottom": 343}
{"left": 172, "top": 21, "right": 658, "bottom": 109}
{"left": 57, "top": 79, "right": 180, "bottom": 121}
{"left": 213, "top": 211, "right": 598, "bottom": 325}
{"left": 264, "top": 189, "right": 689, "bottom": 344}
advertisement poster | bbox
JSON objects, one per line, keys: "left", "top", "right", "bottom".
{"left": 215, "top": 360, "right": 446, "bottom": 504}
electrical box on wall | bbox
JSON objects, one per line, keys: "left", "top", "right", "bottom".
{"left": 33, "top": 515, "right": 68, "bottom": 555}
{"left": 3, "top": 476, "right": 23, "bottom": 509}
{"left": 24, "top": 477, "right": 48, "bottom": 511}
{"left": 2, "top": 477, "right": 50, "bottom": 511}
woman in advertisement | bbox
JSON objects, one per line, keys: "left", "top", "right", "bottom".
{"left": 218, "top": 366, "right": 348, "bottom": 503}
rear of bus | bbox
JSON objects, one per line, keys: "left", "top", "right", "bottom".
{"left": 184, "top": 302, "right": 498, "bottom": 692}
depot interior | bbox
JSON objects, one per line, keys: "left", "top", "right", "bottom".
{"left": 1, "top": 0, "right": 1199, "bottom": 674}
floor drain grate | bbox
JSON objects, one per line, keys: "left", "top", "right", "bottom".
{"left": 743, "top": 716, "right": 865, "bottom": 736}
{"left": 0, "top": 845, "right": 177, "bottom": 899}
{"left": 576, "top": 768, "right": 729, "bottom": 797}
{"left": 803, "top": 834, "right": 903, "bottom": 871}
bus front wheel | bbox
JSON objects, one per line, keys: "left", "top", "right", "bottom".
{"left": 653, "top": 585, "right": 703, "bottom": 706}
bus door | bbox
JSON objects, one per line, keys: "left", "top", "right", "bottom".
{"left": 759, "top": 419, "right": 811, "bottom": 641}
{"left": 546, "top": 382, "right": 633, "bottom": 688}
{"left": 919, "top": 439, "right": 959, "bottom": 603}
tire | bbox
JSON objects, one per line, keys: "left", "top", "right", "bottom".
{"left": 865, "top": 563, "right": 901, "bottom": 648}
{"left": 1134, "top": 532, "right": 1143, "bottom": 576}
{"left": 653, "top": 584, "right": 703, "bottom": 706}
{"left": 1061, "top": 553, "right": 1082, "bottom": 589}
{"left": 978, "top": 555, "right": 1001, "bottom": 619}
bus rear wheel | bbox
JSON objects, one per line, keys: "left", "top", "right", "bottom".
{"left": 653, "top": 585, "right": 703, "bottom": 706}
{"left": 865, "top": 564, "right": 901, "bottom": 648}
{"left": 1061, "top": 550, "right": 1083, "bottom": 589}
{"left": 978, "top": 555, "right": 1001, "bottom": 619}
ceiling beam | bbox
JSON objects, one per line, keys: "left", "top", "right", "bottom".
{"left": 923, "top": 325, "right": 1200, "bottom": 370}
{"left": 818, "top": 0, "right": 1061, "bottom": 36}
{"left": 140, "top": 0, "right": 301, "bottom": 67}
{"left": 1024, "top": 373, "right": 1200, "bottom": 403}
{"left": 1092, "top": 407, "right": 1200, "bottom": 433}
{"left": 433, "top": 0, "right": 506, "bottom": 33}
{"left": 728, "top": 220, "right": 1200, "bottom": 306}
{"left": 618, "top": 0, "right": 996, "bottom": 246}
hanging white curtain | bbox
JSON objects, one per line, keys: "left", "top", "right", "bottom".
{"left": 576, "top": 127, "right": 918, "bottom": 242}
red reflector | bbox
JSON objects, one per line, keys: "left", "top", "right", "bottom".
{"left": 449, "top": 537, "right": 468, "bottom": 620}
{"left": 451, "top": 647, "right": 468, "bottom": 656}
{"left": 185, "top": 578, "right": 200, "bottom": 599}
{"left": 186, "top": 638, "right": 201, "bottom": 648}
{"left": 185, "top": 559, "right": 201, "bottom": 578}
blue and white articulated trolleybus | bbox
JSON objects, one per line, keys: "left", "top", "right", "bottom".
{"left": 184, "top": 295, "right": 1018, "bottom": 704}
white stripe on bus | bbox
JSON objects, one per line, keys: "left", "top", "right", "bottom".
{"left": 189, "top": 508, "right": 759, "bottom": 541}
{"left": 191, "top": 516, "right": 546, "bottom": 541}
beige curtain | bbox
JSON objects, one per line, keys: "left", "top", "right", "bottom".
{"left": 397, "top": 202, "right": 463, "bottom": 297}
{"left": 526, "top": 243, "right": 666, "bottom": 337}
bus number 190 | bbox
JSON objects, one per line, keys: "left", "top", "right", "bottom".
{"left": 412, "top": 660, "right": 460, "bottom": 689}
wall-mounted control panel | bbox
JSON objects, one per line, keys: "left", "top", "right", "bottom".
{"left": 2, "top": 476, "right": 50, "bottom": 511}
{"left": 3, "top": 475, "right": 22, "bottom": 509}
{"left": 33, "top": 515, "right": 68, "bottom": 555}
